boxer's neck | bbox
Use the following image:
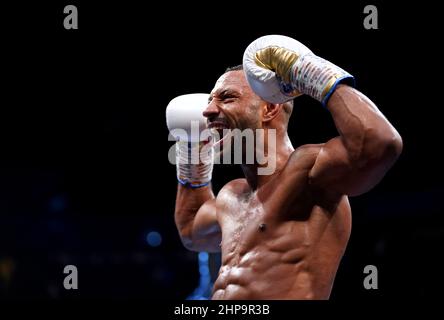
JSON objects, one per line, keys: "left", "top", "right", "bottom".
{"left": 241, "top": 130, "right": 294, "bottom": 190}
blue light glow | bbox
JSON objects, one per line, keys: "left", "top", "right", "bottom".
{"left": 146, "top": 231, "right": 162, "bottom": 247}
{"left": 199, "top": 265, "right": 210, "bottom": 277}
{"left": 198, "top": 252, "right": 209, "bottom": 263}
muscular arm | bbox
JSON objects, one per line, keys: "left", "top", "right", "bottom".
{"left": 308, "top": 85, "right": 403, "bottom": 196}
{"left": 175, "top": 184, "right": 221, "bottom": 252}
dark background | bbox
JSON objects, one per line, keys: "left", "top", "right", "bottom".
{"left": 1, "top": 1, "right": 442, "bottom": 300}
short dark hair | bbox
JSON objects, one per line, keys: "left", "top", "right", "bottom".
{"left": 225, "top": 64, "right": 243, "bottom": 73}
{"left": 224, "top": 63, "right": 294, "bottom": 121}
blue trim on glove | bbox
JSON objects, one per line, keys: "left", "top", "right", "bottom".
{"left": 322, "top": 75, "right": 356, "bottom": 107}
{"left": 178, "top": 178, "right": 210, "bottom": 189}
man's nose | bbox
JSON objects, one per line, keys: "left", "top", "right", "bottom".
{"left": 203, "top": 100, "right": 219, "bottom": 118}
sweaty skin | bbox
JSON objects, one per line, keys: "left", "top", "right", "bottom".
{"left": 174, "top": 70, "right": 402, "bottom": 299}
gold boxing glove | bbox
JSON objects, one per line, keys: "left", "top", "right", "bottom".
{"left": 243, "top": 35, "right": 354, "bottom": 105}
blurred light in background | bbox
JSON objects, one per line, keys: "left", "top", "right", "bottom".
{"left": 49, "top": 194, "right": 67, "bottom": 213}
{"left": 187, "top": 252, "right": 212, "bottom": 300}
{"left": 199, "top": 265, "right": 210, "bottom": 277}
{"left": 146, "top": 231, "right": 162, "bottom": 247}
{"left": 198, "top": 252, "right": 208, "bottom": 263}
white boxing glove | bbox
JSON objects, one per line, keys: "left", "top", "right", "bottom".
{"left": 166, "top": 93, "right": 213, "bottom": 188}
{"left": 243, "top": 35, "right": 354, "bottom": 105}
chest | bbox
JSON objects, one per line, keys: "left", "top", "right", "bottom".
{"left": 217, "top": 193, "right": 277, "bottom": 259}
{"left": 215, "top": 182, "right": 330, "bottom": 264}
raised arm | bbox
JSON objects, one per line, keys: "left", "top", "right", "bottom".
{"left": 175, "top": 184, "right": 221, "bottom": 252}
{"left": 166, "top": 94, "right": 221, "bottom": 252}
{"left": 243, "top": 35, "right": 402, "bottom": 197}
{"left": 309, "top": 85, "right": 402, "bottom": 196}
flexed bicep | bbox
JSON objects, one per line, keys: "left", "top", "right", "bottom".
{"left": 307, "top": 86, "right": 403, "bottom": 197}
{"left": 308, "top": 136, "right": 393, "bottom": 197}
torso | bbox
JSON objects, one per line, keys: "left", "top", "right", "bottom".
{"left": 212, "top": 145, "right": 352, "bottom": 300}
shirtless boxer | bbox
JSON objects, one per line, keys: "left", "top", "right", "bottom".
{"left": 166, "top": 35, "right": 403, "bottom": 299}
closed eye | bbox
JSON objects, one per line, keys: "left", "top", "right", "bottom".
{"left": 210, "top": 89, "right": 240, "bottom": 103}
{"left": 220, "top": 93, "right": 238, "bottom": 102}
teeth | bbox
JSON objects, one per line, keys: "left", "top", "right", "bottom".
{"left": 209, "top": 125, "right": 229, "bottom": 140}
{"left": 209, "top": 125, "right": 228, "bottom": 130}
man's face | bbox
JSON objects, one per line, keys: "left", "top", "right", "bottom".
{"left": 204, "top": 70, "right": 265, "bottom": 136}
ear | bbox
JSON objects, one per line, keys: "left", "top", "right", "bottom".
{"left": 262, "top": 102, "right": 282, "bottom": 123}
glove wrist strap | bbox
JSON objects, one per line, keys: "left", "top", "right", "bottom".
{"left": 290, "top": 53, "right": 355, "bottom": 106}
{"left": 176, "top": 140, "right": 214, "bottom": 188}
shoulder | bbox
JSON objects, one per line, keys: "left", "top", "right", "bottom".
{"left": 272, "top": 144, "right": 324, "bottom": 197}
{"left": 286, "top": 143, "right": 324, "bottom": 170}
{"left": 215, "top": 179, "right": 250, "bottom": 217}
{"left": 265, "top": 144, "right": 324, "bottom": 195}
{"left": 219, "top": 178, "right": 250, "bottom": 195}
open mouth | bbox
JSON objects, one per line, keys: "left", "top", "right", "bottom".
{"left": 208, "top": 120, "right": 230, "bottom": 141}
{"left": 208, "top": 120, "right": 231, "bottom": 152}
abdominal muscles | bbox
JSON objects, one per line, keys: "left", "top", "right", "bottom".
{"left": 211, "top": 246, "right": 328, "bottom": 300}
